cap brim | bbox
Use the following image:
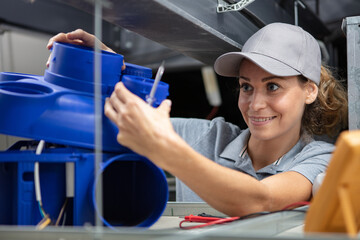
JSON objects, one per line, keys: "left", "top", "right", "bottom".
{"left": 214, "top": 52, "right": 301, "bottom": 77}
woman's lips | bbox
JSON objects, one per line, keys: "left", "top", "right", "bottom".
{"left": 249, "top": 116, "right": 276, "bottom": 125}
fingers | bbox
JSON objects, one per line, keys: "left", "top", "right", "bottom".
{"left": 46, "top": 30, "right": 88, "bottom": 68}
{"left": 46, "top": 32, "right": 67, "bottom": 50}
{"left": 66, "top": 29, "right": 96, "bottom": 47}
{"left": 122, "top": 60, "right": 126, "bottom": 71}
{"left": 104, "top": 82, "right": 174, "bottom": 159}
{"left": 46, "top": 53, "right": 52, "bottom": 68}
{"left": 159, "top": 99, "right": 172, "bottom": 113}
{"left": 46, "top": 29, "right": 118, "bottom": 68}
{"left": 108, "top": 90, "right": 123, "bottom": 114}
{"left": 46, "top": 31, "right": 83, "bottom": 50}
{"left": 104, "top": 98, "right": 118, "bottom": 124}
{"left": 68, "top": 29, "right": 116, "bottom": 53}
{"left": 111, "top": 82, "right": 171, "bottom": 114}
{"left": 104, "top": 82, "right": 139, "bottom": 124}
{"left": 46, "top": 32, "right": 71, "bottom": 67}
{"left": 113, "top": 82, "right": 138, "bottom": 104}
{"left": 46, "top": 29, "right": 113, "bottom": 51}
{"left": 156, "top": 99, "right": 172, "bottom": 117}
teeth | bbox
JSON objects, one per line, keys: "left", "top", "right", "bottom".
{"left": 252, "top": 117, "right": 273, "bottom": 122}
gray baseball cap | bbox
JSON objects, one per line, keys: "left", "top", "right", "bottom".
{"left": 214, "top": 23, "right": 321, "bottom": 85}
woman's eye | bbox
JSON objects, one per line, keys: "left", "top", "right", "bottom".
{"left": 267, "top": 83, "right": 279, "bottom": 91}
{"left": 239, "top": 83, "right": 253, "bottom": 92}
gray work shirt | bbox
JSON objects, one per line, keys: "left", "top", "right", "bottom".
{"left": 171, "top": 117, "right": 334, "bottom": 202}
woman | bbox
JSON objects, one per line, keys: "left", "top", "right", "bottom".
{"left": 47, "top": 23, "right": 347, "bottom": 217}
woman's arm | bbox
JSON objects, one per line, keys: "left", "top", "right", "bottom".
{"left": 105, "top": 82, "right": 313, "bottom": 216}
{"left": 47, "top": 29, "right": 313, "bottom": 216}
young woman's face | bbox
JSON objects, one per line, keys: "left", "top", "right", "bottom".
{"left": 238, "top": 59, "right": 309, "bottom": 142}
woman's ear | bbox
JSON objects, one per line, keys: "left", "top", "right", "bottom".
{"left": 305, "top": 81, "right": 318, "bottom": 104}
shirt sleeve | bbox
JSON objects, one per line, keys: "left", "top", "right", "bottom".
{"left": 288, "top": 141, "right": 335, "bottom": 184}
{"left": 171, "top": 117, "right": 216, "bottom": 146}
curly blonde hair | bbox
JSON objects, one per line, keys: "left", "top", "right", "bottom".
{"left": 301, "top": 65, "right": 348, "bottom": 137}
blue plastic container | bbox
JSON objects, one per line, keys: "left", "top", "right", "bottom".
{"left": 122, "top": 75, "right": 169, "bottom": 107}
{"left": 0, "top": 42, "right": 170, "bottom": 228}
{"left": 122, "top": 62, "right": 153, "bottom": 79}
{"left": 93, "top": 154, "right": 168, "bottom": 228}
{"left": 45, "top": 42, "right": 124, "bottom": 95}
{"left": 0, "top": 42, "right": 169, "bottom": 152}
{"left": 0, "top": 72, "right": 123, "bottom": 152}
{"left": 0, "top": 141, "right": 101, "bottom": 226}
{"left": 0, "top": 141, "right": 168, "bottom": 227}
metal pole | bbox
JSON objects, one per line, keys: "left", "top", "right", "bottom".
{"left": 343, "top": 17, "right": 360, "bottom": 130}
{"left": 94, "top": 0, "right": 103, "bottom": 230}
{"left": 294, "top": 0, "right": 299, "bottom": 26}
{"left": 294, "top": 0, "right": 306, "bottom": 26}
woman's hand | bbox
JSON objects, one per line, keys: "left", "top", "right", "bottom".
{"left": 104, "top": 82, "right": 176, "bottom": 166}
{"left": 46, "top": 29, "right": 120, "bottom": 68}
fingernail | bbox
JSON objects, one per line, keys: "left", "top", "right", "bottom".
{"left": 165, "top": 99, "right": 172, "bottom": 107}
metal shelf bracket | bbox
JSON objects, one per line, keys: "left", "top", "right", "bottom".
{"left": 217, "top": 0, "right": 255, "bottom": 13}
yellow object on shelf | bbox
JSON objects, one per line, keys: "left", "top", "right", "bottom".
{"left": 304, "top": 130, "right": 360, "bottom": 237}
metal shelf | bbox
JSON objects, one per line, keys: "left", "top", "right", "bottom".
{"left": 0, "top": 204, "right": 352, "bottom": 239}
{"left": 59, "top": 0, "right": 295, "bottom": 65}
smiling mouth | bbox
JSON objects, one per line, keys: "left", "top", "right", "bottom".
{"left": 250, "top": 116, "right": 276, "bottom": 122}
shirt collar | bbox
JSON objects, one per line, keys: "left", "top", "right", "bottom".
{"left": 219, "top": 128, "right": 250, "bottom": 161}
{"left": 219, "top": 128, "right": 310, "bottom": 176}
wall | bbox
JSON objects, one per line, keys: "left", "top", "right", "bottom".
{"left": 0, "top": 25, "right": 51, "bottom": 150}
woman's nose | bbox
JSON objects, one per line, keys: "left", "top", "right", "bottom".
{"left": 249, "top": 92, "right": 267, "bottom": 111}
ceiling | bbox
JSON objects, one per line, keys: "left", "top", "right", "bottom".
{"left": 0, "top": 0, "right": 359, "bottom": 72}
{"left": 303, "top": 0, "right": 360, "bottom": 32}
{"left": 0, "top": 0, "right": 358, "bottom": 126}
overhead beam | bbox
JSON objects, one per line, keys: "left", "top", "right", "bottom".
{"left": 59, "top": 0, "right": 293, "bottom": 65}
